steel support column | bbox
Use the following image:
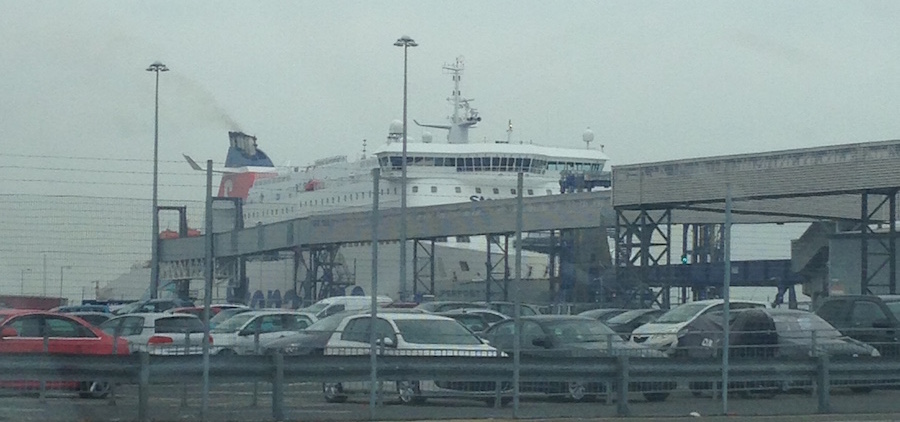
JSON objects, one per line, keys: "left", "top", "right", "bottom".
{"left": 484, "top": 234, "right": 510, "bottom": 303}
{"left": 614, "top": 208, "right": 672, "bottom": 308}
{"left": 297, "top": 245, "right": 353, "bottom": 305}
{"left": 412, "top": 239, "right": 436, "bottom": 299}
{"left": 859, "top": 189, "right": 899, "bottom": 295}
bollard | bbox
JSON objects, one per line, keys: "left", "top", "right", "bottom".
{"left": 616, "top": 355, "right": 630, "bottom": 417}
{"left": 816, "top": 354, "right": 830, "bottom": 413}
{"left": 138, "top": 352, "right": 150, "bottom": 422}
{"left": 272, "top": 352, "right": 284, "bottom": 421}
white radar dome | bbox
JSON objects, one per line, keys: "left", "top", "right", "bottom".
{"left": 582, "top": 127, "right": 595, "bottom": 144}
{"left": 389, "top": 120, "right": 403, "bottom": 135}
{"left": 422, "top": 132, "right": 433, "bottom": 143}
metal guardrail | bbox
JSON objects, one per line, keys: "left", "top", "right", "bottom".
{"left": 0, "top": 353, "right": 896, "bottom": 421}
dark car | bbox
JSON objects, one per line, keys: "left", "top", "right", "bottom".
{"left": 815, "top": 295, "right": 900, "bottom": 357}
{"left": 604, "top": 309, "right": 665, "bottom": 340}
{"left": 437, "top": 308, "right": 509, "bottom": 333}
{"left": 263, "top": 311, "right": 355, "bottom": 355}
{"left": 414, "top": 301, "right": 488, "bottom": 313}
{"left": 51, "top": 305, "right": 111, "bottom": 314}
{"left": 677, "top": 309, "right": 880, "bottom": 396}
{"left": 474, "top": 301, "right": 543, "bottom": 316}
{"left": 576, "top": 308, "right": 629, "bottom": 322}
{"left": 112, "top": 298, "right": 195, "bottom": 315}
{"left": 482, "top": 315, "right": 673, "bottom": 402}
{"left": 65, "top": 311, "right": 113, "bottom": 327}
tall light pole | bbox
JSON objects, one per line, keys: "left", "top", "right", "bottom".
{"left": 146, "top": 61, "right": 168, "bottom": 299}
{"left": 394, "top": 35, "right": 417, "bottom": 302}
{"left": 59, "top": 265, "right": 72, "bottom": 299}
{"left": 20, "top": 268, "right": 31, "bottom": 296}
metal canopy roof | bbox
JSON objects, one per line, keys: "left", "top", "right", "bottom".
{"left": 612, "top": 139, "right": 900, "bottom": 224}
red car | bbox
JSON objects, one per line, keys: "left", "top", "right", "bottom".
{"left": 0, "top": 309, "right": 130, "bottom": 398}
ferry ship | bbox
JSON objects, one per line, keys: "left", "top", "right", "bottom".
{"left": 206, "top": 57, "right": 611, "bottom": 305}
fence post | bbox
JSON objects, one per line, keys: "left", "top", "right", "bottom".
{"left": 40, "top": 329, "right": 48, "bottom": 403}
{"left": 138, "top": 352, "right": 150, "bottom": 422}
{"left": 272, "top": 352, "right": 284, "bottom": 421}
{"left": 181, "top": 329, "right": 190, "bottom": 409}
{"left": 252, "top": 327, "right": 260, "bottom": 407}
{"left": 616, "top": 355, "right": 630, "bottom": 417}
{"left": 816, "top": 354, "right": 830, "bottom": 414}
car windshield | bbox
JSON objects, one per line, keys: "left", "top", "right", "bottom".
{"left": 885, "top": 301, "right": 900, "bottom": 321}
{"left": 155, "top": 317, "right": 205, "bottom": 334}
{"left": 303, "top": 303, "right": 329, "bottom": 315}
{"left": 212, "top": 314, "right": 255, "bottom": 333}
{"left": 395, "top": 319, "right": 483, "bottom": 345}
{"left": 606, "top": 309, "right": 651, "bottom": 325}
{"left": 655, "top": 303, "right": 710, "bottom": 324}
{"left": 772, "top": 313, "right": 842, "bottom": 339}
{"left": 544, "top": 319, "right": 622, "bottom": 344}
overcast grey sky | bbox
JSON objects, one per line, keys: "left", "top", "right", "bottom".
{"left": 6, "top": 1, "right": 890, "bottom": 301}
{"left": 3, "top": 1, "right": 900, "bottom": 201}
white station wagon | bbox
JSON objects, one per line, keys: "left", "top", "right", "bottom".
{"left": 321, "top": 312, "right": 502, "bottom": 405}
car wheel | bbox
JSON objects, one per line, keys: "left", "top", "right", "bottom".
{"left": 217, "top": 348, "right": 236, "bottom": 356}
{"left": 78, "top": 381, "right": 110, "bottom": 399}
{"left": 566, "top": 381, "right": 588, "bottom": 402}
{"left": 323, "top": 383, "right": 347, "bottom": 403}
{"left": 396, "top": 380, "right": 425, "bottom": 405}
{"left": 850, "top": 386, "right": 873, "bottom": 394}
{"left": 643, "top": 392, "right": 669, "bottom": 402}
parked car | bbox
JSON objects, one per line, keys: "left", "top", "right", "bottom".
{"left": 0, "top": 309, "right": 130, "bottom": 398}
{"left": 320, "top": 312, "right": 503, "bottom": 405}
{"left": 631, "top": 299, "right": 767, "bottom": 353}
{"left": 112, "top": 298, "right": 195, "bottom": 315}
{"left": 677, "top": 308, "right": 880, "bottom": 396}
{"left": 211, "top": 310, "right": 314, "bottom": 355}
{"left": 474, "top": 301, "right": 543, "bottom": 316}
{"left": 169, "top": 304, "right": 250, "bottom": 318}
{"left": 302, "top": 296, "right": 393, "bottom": 319}
{"left": 50, "top": 304, "right": 111, "bottom": 314}
{"left": 482, "top": 315, "right": 674, "bottom": 402}
{"left": 65, "top": 311, "right": 113, "bottom": 327}
{"left": 603, "top": 309, "right": 666, "bottom": 340}
{"left": 437, "top": 308, "right": 509, "bottom": 333}
{"left": 99, "top": 313, "right": 207, "bottom": 355}
{"left": 208, "top": 307, "right": 254, "bottom": 329}
{"left": 414, "top": 301, "right": 488, "bottom": 313}
{"left": 815, "top": 295, "right": 900, "bottom": 357}
{"left": 577, "top": 308, "right": 629, "bottom": 322}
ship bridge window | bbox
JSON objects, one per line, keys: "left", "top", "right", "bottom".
{"left": 455, "top": 187, "right": 461, "bottom": 193}
{"left": 431, "top": 186, "right": 437, "bottom": 193}
{"left": 492, "top": 188, "right": 499, "bottom": 194}
{"left": 390, "top": 156, "right": 402, "bottom": 170}
{"left": 412, "top": 186, "right": 418, "bottom": 193}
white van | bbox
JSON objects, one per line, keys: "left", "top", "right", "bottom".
{"left": 303, "top": 296, "right": 393, "bottom": 319}
{"left": 630, "top": 299, "right": 767, "bottom": 353}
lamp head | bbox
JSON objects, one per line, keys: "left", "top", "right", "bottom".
{"left": 394, "top": 35, "right": 417, "bottom": 48}
{"left": 146, "top": 61, "right": 169, "bottom": 72}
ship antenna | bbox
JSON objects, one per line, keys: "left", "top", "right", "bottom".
{"left": 362, "top": 139, "right": 367, "bottom": 158}
{"left": 508, "top": 120, "right": 516, "bottom": 144}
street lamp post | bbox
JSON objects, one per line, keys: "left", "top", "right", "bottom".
{"left": 394, "top": 35, "right": 417, "bottom": 302}
{"left": 59, "top": 265, "right": 72, "bottom": 299}
{"left": 20, "top": 268, "right": 31, "bottom": 296}
{"left": 146, "top": 61, "right": 169, "bottom": 299}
